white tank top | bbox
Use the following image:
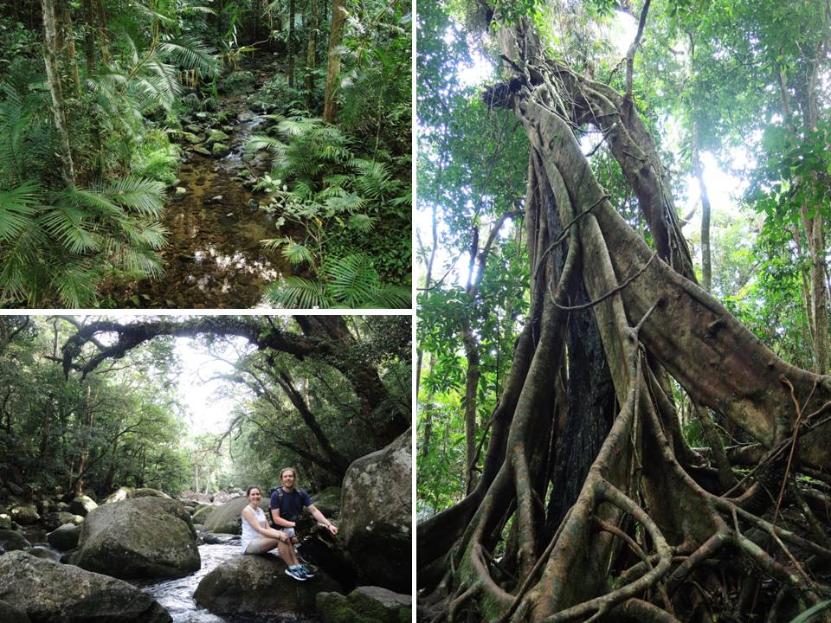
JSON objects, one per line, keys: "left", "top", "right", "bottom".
{"left": 240, "top": 505, "right": 266, "bottom": 552}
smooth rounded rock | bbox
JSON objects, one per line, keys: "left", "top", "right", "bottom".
{"left": 203, "top": 496, "right": 268, "bottom": 534}
{"left": 10, "top": 505, "right": 39, "bottom": 525}
{"left": 47, "top": 523, "right": 81, "bottom": 551}
{"left": 72, "top": 497, "right": 200, "bottom": 580}
{"left": 194, "top": 554, "right": 342, "bottom": 618}
{"left": 0, "top": 529, "right": 30, "bottom": 552}
{"left": 317, "top": 586, "right": 411, "bottom": 623}
{"left": 69, "top": 495, "right": 97, "bottom": 517}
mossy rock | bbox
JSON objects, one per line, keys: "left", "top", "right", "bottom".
{"left": 211, "top": 142, "right": 230, "bottom": 156}
{"left": 181, "top": 131, "right": 203, "bottom": 144}
{"left": 207, "top": 129, "right": 230, "bottom": 144}
{"left": 193, "top": 145, "right": 212, "bottom": 157}
{"left": 316, "top": 587, "right": 411, "bottom": 623}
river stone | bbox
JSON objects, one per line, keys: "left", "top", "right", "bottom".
{"left": 194, "top": 554, "right": 342, "bottom": 618}
{"left": 339, "top": 430, "right": 411, "bottom": 592}
{"left": 193, "top": 145, "right": 213, "bottom": 156}
{"left": 0, "top": 598, "right": 30, "bottom": 623}
{"left": 207, "top": 129, "right": 230, "bottom": 144}
{"left": 69, "top": 495, "right": 97, "bottom": 517}
{"left": 175, "top": 186, "right": 187, "bottom": 196}
{"left": 317, "top": 586, "right": 411, "bottom": 623}
{"left": 26, "top": 546, "right": 61, "bottom": 562}
{"left": 0, "top": 551, "right": 171, "bottom": 623}
{"left": 191, "top": 504, "right": 214, "bottom": 524}
{"left": 10, "top": 505, "right": 40, "bottom": 525}
{"left": 0, "top": 514, "right": 11, "bottom": 530}
{"left": 211, "top": 142, "right": 229, "bottom": 156}
{"left": 0, "top": 528, "right": 30, "bottom": 551}
{"left": 72, "top": 497, "right": 200, "bottom": 579}
{"left": 47, "top": 523, "right": 81, "bottom": 551}
{"left": 201, "top": 532, "right": 239, "bottom": 545}
{"left": 182, "top": 131, "right": 203, "bottom": 144}
{"left": 43, "top": 511, "right": 84, "bottom": 531}
{"left": 203, "top": 496, "right": 269, "bottom": 534}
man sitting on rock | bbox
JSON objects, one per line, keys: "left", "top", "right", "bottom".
{"left": 270, "top": 467, "right": 338, "bottom": 577}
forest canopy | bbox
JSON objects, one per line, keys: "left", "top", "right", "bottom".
{"left": 0, "top": 0, "right": 411, "bottom": 308}
{"left": 417, "top": 1, "right": 831, "bottom": 621}
{"left": 1, "top": 314, "right": 411, "bottom": 501}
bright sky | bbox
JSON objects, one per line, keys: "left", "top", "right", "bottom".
{"left": 174, "top": 336, "right": 254, "bottom": 435}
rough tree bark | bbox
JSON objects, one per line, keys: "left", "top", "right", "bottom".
{"left": 322, "top": 0, "right": 346, "bottom": 123}
{"left": 418, "top": 15, "right": 831, "bottom": 623}
{"left": 40, "top": 0, "right": 77, "bottom": 185}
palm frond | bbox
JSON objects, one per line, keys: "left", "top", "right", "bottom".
{"left": 0, "top": 181, "right": 40, "bottom": 241}
{"left": 265, "top": 277, "right": 329, "bottom": 309}
{"left": 281, "top": 242, "right": 313, "bottom": 266}
{"left": 324, "top": 254, "right": 380, "bottom": 307}
{"left": 159, "top": 37, "right": 220, "bottom": 77}
{"left": 103, "top": 176, "right": 166, "bottom": 216}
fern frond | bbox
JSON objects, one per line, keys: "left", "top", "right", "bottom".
{"left": 348, "top": 213, "right": 376, "bottom": 232}
{"left": 103, "top": 176, "right": 166, "bottom": 216}
{"left": 266, "top": 277, "right": 329, "bottom": 309}
{"left": 0, "top": 181, "right": 40, "bottom": 241}
{"left": 246, "top": 135, "right": 287, "bottom": 157}
{"left": 159, "top": 37, "right": 220, "bottom": 77}
{"left": 324, "top": 254, "right": 380, "bottom": 307}
{"left": 281, "top": 242, "right": 313, "bottom": 266}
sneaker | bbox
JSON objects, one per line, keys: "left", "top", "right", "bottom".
{"left": 284, "top": 566, "right": 307, "bottom": 582}
{"left": 300, "top": 564, "right": 316, "bottom": 578}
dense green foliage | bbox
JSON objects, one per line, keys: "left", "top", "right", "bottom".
{"left": 417, "top": 0, "right": 831, "bottom": 513}
{"left": 1, "top": 314, "right": 411, "bottom": 500}
{"left": 0, "top": 317, "right": 190, "bottom": 497}
{"left": 0, "top": 0, "right": 411, "bottom": 308}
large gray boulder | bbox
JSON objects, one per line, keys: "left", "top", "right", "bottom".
{"left": 0, "top": 551, "right": 170, "bottom": 622}
{"left": 317, "top": 586, "right": 412, "bottom": 623}
{"left": 194, "top": 554, "right": 341, "bottom": 618}
{"left": 72, "top": 497, "right": 200, "bottom": 579}
{"left": 191, "top": 503, "right": 215, "bottom": 524}
{"left": 104, "top": 487, "right": 171, "bottom": 504}
{"left": 339, "top": 430, "right": 411, "bottom": 592}
{"left": 203, "top": 495, "right": 269, "bottom": 534}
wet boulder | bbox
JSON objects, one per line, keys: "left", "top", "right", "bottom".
{"left": 47, "top": 523, "right": 81, "bottom": 551}
{"left": 194, "top": 554, "right": 341, "bottom": 618}
{"left": 0, "top": 514, "right": 11, "bottom": 530}
{"left": 317, "top": 586, "right": 412, "bottom": 623}
{"left": 43, "top": 511, "right": 84, "bottom": 531}
{"left": 0, "top": 551, "right": 171, "bottom": 623}
{"left": 10, "top": 505, "right": 39, "bottom": 525}
{"left": 191, "top": 503, "right": 215, "bottom": 524}
{"left": 339, "top": 430, "right": 411, "bottom": 592}
{"left": 26, "top": 546, "right": 61, "bottom": 562}
{"left": 211, "top": 142, "right": 230, "bottom": 156}
{"left": 207, "top": 129, "right": 230, "bottom": 144}
{"left": 203, "top": 495, "right": 269, "bottom": 534}
{"left": 72, "top": 497, "right": 200, "bottom": 579}
{"left": 0, "top": 529, "right": 30, "bottom": 552}
{"left": 69, "top": 495, "right": 97, "bottom": 517}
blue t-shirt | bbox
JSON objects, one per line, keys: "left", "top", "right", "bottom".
{"left": 270, "top": 486, "right": 313, "bottom": 521}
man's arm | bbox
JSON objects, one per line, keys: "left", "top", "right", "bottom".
{"left": 270, "top": 507, "right": 296, "bottom": 528}
{"left": 307, "top": 504, "right": 338, "bottom": 535}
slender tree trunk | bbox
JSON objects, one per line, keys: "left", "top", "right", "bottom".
{"left": 59, "top": 3, "right": 81, "bottom": 96}
{"left": 323, "top": 0, "right": 346, "bottom": 123}
{"left": 305, "top": 0, "right": 318, "bottom": 109}
{"left": 692, "top": 122, "right": 712, "bottom": 292}
{"left": 41, "top": 0, "right": 77, "bottom": 185}
{"left": 287, "top": 0, "right": 295, "bottom": 86}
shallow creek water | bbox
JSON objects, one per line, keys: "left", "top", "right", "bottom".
{"left": 104, "top": 79, "right": 292, "bottom": 308}
{"left": 141, "top": 543, "right": 321, "bottom": 623}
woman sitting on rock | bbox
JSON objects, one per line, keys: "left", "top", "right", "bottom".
{"left": 240, "top": 486, "right": 309, "bottom": 581}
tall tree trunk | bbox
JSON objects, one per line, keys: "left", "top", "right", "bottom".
{"left": 692, "top": 121, "right": 712, "bottom": 292}
{"left": 323, "top": 0, "right": 346, "bottom": 124}
{"left": 41, "top": 0, "right": 77, "bottom": 185}
{"left": 305, "top": 0, "right": 318, "bottom": 109}
{"left": 287, "top": 0, "right": 295, "bottom": 86}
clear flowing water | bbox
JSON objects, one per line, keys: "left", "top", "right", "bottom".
{"left": 142, "top": 543, "right": 239, "bottom": 623}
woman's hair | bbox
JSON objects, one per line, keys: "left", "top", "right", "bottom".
{"left": 246, "top": 486, "right": 261, "bottom": 496}
{"left": 280, "top": 467, "right": 297, "bottom": 479}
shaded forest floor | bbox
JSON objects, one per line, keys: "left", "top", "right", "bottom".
{"left": 101, "top": 54, "right": 295, "bottom": 308}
